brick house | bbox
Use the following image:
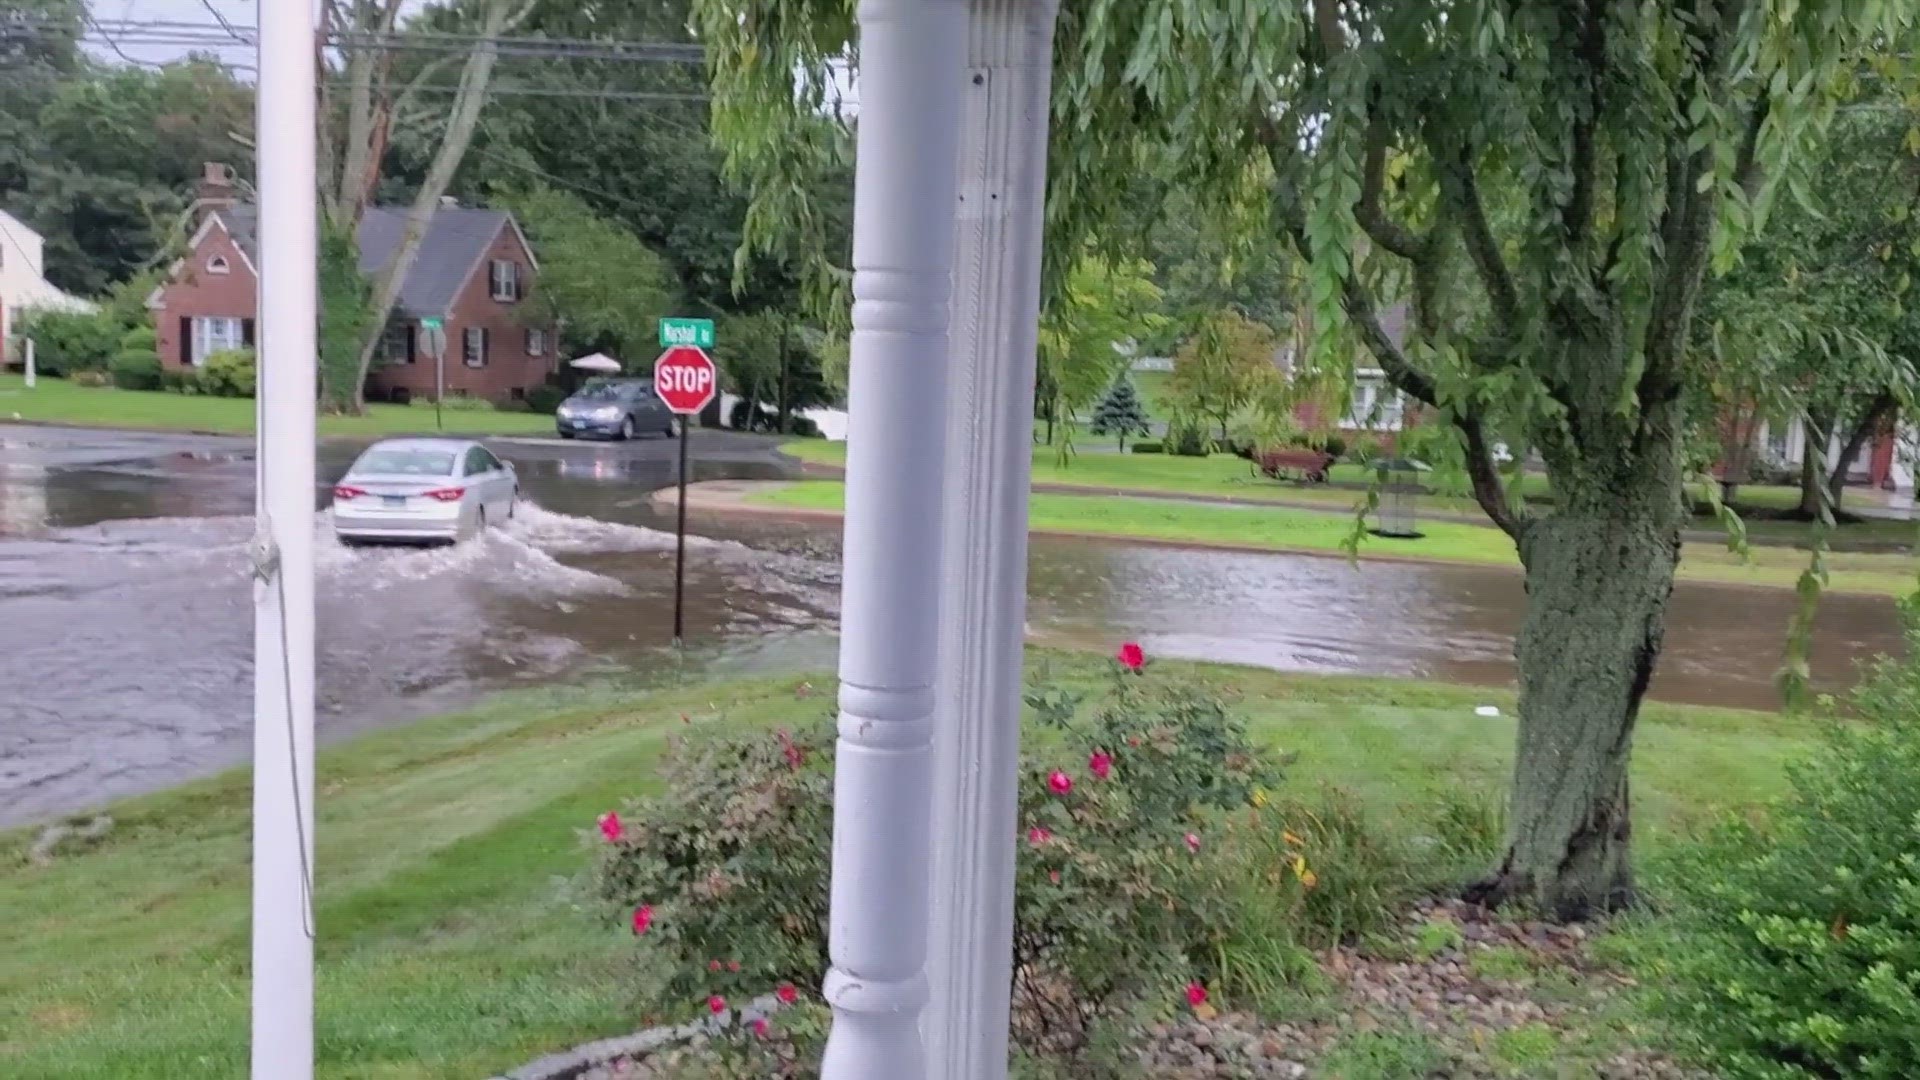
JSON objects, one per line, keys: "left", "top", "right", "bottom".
{"left": 150, "top": 170, "right": 556, "bottom": 404}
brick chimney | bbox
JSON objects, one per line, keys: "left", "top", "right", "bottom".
{"left": 194, "top": 162, "right": 237, "bottom": 220}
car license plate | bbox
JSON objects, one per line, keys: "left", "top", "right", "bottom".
{"left": 382, "top": 495, "right": 407, "bottom": 507}
{"left": 571, "top": 419, "right": 587, "bottom": 429}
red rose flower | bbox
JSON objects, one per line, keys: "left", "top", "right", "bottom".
{"left": 728, "top": 960, "right": 742, "bottom": 973}
{"left": 1027, "top": 826, "right": 1052, "bottom": 847}
{"left": 1186, "top": 982, "right": 1208, "bottom": 1008}
{"left": 750, "top": 1017, "right": 771, "bottom": 1039}
{"left": 708, "top": 995, "right": 728, "bottom": 1015}
{"left": 776, "top": 982, "right": 800, "bottom": 1006}
{"left": 598, "top": 811, "right": 623, "bottom": 842}
{"left": 631, "top": 905, "right": 653, "bottom": 935}
{"left": 1047, "top": 770, "right": 1073, "bottom": 796}
{"left": 1089, "top": 751, "right": 1113, "bottom": 780}
{"left": 1116, "top": 642, "right": 1146, "bottom": 671}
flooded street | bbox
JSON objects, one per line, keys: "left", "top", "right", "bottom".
{"left": 0, "top": 425, "right": 1902, "bottom": 827}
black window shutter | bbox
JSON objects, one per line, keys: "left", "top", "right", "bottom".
{"left": 405, "top": 324, "right": 416, "bottom": 364}
{"left": 180, "top": 317, "right": 193, "bottom": 366}
{"left": 242, "top": 318, "right": 255, "bottom": 347}
{"left": 481, "top": 327, "right": 489, "bottom": 364}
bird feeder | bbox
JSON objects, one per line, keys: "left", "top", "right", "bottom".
{"left": 1372, "top": 458, "right": 1430, "bottom": 539}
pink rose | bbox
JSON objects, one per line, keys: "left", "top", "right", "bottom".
{"left": 1116, "top": 642, "right": 1145, "bottom": 671}
{"left": 1089, "top": 751, "right": 1113, "bottom": 780}
{"left": 776, "top": 982, "right": 800, "bottom": 1005}
{"left": 631, "top": 905, "right": 653, "bottom": 935}
{"left": 708, "top": 995, "right": 728, "bottom": 1015}
{"left": 598, "top": 811, "right": 623, "bottom": 842}
{"left": 1047, "top": 770, "right": 1073, "bottom": 796}
{"left": 1186, "top": 981, "right": 1208, "bottom": 1007}
{"left": 750, "top": 1017, "right": 771, "bottom": 1038}
{"left": 1185, "top": 832, "right": 1202, "bottom": 854}
{"left": 1027, "top": 826, "right": 1052, "bottom": 847}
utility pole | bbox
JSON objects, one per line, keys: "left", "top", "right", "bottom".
{"left": 251, "top": 0, "right": 319, "bottom": 1077}
{"left": 926, "top": 3, "right": 1058, "bottom": 1078}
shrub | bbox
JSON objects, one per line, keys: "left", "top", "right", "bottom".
{"left": 119, "top": 325, "right": 157, "bottom": 354}
{"left": 1164, "top": 420, "right": 1212, "bottom": 457}
{"left": 15, "top": 308, "right": 120, "bottom": 375}
{"left": 1130, "top": 441, "right": 1164, "bottom": 454}
{"left": 200, "top": 349, "right": 256, "bottom": 398}
{"left": 159, "top": 368, "right": 203, "bottom": 394}
{"left": 783, "top": 415, "right": 821, "bottom": 438}
{"left": 1642, "top": 602, "right": 1920, "bottom": 1078}
{"left": 69, "top": 370, "right": 110, "bottom": 388}
{"left": 592, "top": 647, "right": 1283, "bottom": 1060}
{"left": 525, "top": 383, "right": 569, "bottom": 415}
{"left": 109, "top": 351, "right": 163, "bottom": 390}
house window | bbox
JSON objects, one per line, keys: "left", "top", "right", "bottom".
{"left": 463, "top": 326, "right": 487, "bottom": 368}
{"left": 525, "top": 327, "right": 546, "bottom": 356}
{"left": 489, "top": 260, "right": 518, "bottom": 302}
{"left": 1343, "top": 378, "right": 1404, "bottom": 431}
{"left": 207, "top": 255, "right": 230, "bottom": 275}
{"left": 380, "top": 323, "right": 414, "bottom": 365}
{"left": 191, "top": 316, "right": 245, "bottom": 365}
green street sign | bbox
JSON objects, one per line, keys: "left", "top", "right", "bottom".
{"left": 420, "top": 317, "right": 443, "bottom": 330}
{"left": 659, "top": 317, "right": 715, "bottom": 349}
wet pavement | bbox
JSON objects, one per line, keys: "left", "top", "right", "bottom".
{"left": 0, "top": 424, "right": 1903, "bottom": 827}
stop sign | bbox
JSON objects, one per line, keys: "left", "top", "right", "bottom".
{"left": 653, "top": 344, "right": 717, "bottom": 415}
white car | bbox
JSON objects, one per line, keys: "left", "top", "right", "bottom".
{"left": 331, "top": 438, "right": 517, "bottom": 545}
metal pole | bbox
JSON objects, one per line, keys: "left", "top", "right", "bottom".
{"left": 672, "top": 415, "right": 689, "bottom": 645}
{"left": 252, "top": 0, "right": 318, "bottom": 1073}
{"left": 24, "top": 338, "right": 34, "bottom": 389}
{"left": 927, "top": 3, "right": 1057, "bottom": 1076}
{"left": 435, "top": 346, "right": 444, "bottom": 430}
{"left": 820, "top": 1, "right": 968, "bottom": 1077}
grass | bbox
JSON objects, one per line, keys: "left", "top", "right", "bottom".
{"left": 0, "top": 658, "right": 1810, "bottom": 1079}
{"left": 753, "top": 478, "right": 1918, "bottom": 596}
{"left": 782, "top": 438, "right": 1919, "bottom": 554}
{"left": 0, "top": 373, "right": 554, "bottom": 439}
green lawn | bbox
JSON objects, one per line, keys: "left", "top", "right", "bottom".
{"left": 0, "top": 660, "right": 1807, "bottom": 1079}
{"left": 0, "top": 373, "right": 554, "bottom": 439}
{"left": 755, "top": 477, "right": 1917, "bottom": 596}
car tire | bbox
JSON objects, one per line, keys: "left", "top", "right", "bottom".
{"left": 558, "top": 430, "right": 576, "bottom": 440}
{"left": 662, "top": 417, "right": 677, "bottom": 437}
{"left": 620, "top": 416, "right": 635, "bottom": 441}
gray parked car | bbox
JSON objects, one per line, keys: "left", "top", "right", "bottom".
{"left": 331, "top": 438, "right": 517, "bottom": 545}
{"left": 554, "top": 379, "right": 677, "bottom": 440}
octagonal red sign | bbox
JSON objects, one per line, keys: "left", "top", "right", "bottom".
{"left": 653, "top": 344, "right": 717, "bottom": 415}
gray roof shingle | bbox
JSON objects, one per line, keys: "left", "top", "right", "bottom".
{"left": 219, "top": 204, "right": 513, "bottom": 317}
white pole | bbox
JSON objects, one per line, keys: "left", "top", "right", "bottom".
{"left": 251, "top": 0, "right": 318, "bottom": 1075}
{"left": 926, "top": 3, "right": 1056, "bottom": 1075}
{"left": 24, "top": 338, "right": 35, "bottom": 388}
{"left": 820, "top": 1, "right": 968, "bottom": 1077}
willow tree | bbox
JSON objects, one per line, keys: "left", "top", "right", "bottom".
{"left": 697, "top": 1, "right": 1913, "bottom": 918}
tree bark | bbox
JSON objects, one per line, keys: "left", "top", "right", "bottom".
{"left": 1827, "top": 393, "right": 1896, "bottom": 513}
{"left": 349, "top": 0, "right": 531, "bottom": 409}
{"left": 1467, "top": 489, "right": 1682, "bottom": 920}
{"left": 1796, "top": 408, "right": 1835, "bottom": 518}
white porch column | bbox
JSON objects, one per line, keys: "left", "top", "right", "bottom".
{"left": 821, "top": 1, "right": 969, "bottom": 1078}
{"left": 251, "top": 0, "right": 319, "bottom": 1076}
{"left": 926, "top": 2, "right": 1058, "bottom": 1077}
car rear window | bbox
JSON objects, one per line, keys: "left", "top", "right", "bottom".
{"left": 354, "top": 448, "right": 456, "bottom": 475}
{"left": 574, "top": 381, "right": 633, "bottom": 400}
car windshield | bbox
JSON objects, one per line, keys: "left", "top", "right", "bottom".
{"left": 353, "top": 447, "right": 456, "bottom": 476}
{"left": 572, "top": 382, "right": 634, "bottom": 401}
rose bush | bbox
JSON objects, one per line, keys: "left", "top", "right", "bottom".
{"left": 591, "top": 648, "right": 1285, "bottom": 1066}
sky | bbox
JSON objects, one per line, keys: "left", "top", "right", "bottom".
{"left": 82, "top": 0, "right": 273, "bottom": 70}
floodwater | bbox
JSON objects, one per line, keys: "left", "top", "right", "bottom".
{"left": 0, "top": 425, "right": 1902, "bottom": 827}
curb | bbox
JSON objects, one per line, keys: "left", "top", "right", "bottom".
{"left": 487, "top": 994, "right": 779, "bottom": 1080}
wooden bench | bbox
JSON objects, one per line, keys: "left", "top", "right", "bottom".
{"left": 1256, "top": 447, "right": 1337, "bottom": 483}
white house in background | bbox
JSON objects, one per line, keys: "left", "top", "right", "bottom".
{"left": 0, "top": 209, "right": 96, "bottom": 364}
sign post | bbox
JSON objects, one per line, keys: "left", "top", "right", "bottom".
{"left": 654, "top": 329, "right": 719, "bottom": 645}
{"left": 23, "top": 338, "right": 35, "bottom": 389}
{"left": 420, "top": 318, "right": 447, "bottom": 431}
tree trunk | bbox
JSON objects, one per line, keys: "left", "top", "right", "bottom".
{"left": 1467, "top": 491, "right": 1682, "bottom": 920}
{"left": 349, "top": 0, "right": 530, "bottom": 409}
{"left": 776, "top": 317, "right": 792, "bottom": 434}
{"left": 1796, "top": 409, "right": 1835, "bottom": 519}
{"left": 1827, "top": 393, "right": 1896, "bottom": 514}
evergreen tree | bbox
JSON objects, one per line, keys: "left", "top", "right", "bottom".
{"left": 1089, "top": 373, "right": 1151, "bottom": 451}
